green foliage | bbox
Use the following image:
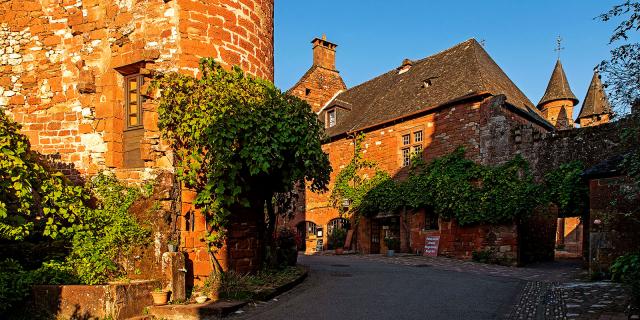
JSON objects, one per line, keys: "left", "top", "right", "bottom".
{"left": 66, "top": 173, "right": 150, "bottom": 285}
{"left": 611, "top": 253, "right": 640, "bottom": 304}
{"left": 0, "top": 110, "right": 90, "bottom": 241}
{"left": 334, "top": 144, "right": 543, "bottom": 226}
{"left": 330, "top": 228, "right": 347, "bottom": 248}
{"left": 383, "top": 237, "right": 399, "bottom": 249}
{"left": 153, "top": 59, "right": 331, "bottom": 250}
{"left": 597, "top": 2, "right": 640, "bottom": 112}
{"left": 329, "top": 134, "right": 393, "bottom": 217}
{"left": 543, "top": 161, "right": 589, "bottom": 216}
{"left": 0, "top": 259, "right": 78, "bottom": 315}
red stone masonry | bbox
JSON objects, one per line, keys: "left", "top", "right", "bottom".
{"left": 1, "top": 0, "right": 274, "bottom": 280}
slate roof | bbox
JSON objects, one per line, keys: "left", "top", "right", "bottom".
{"left": 321, "top": 39, "right": 550, "bottom": 137}
{"left": 537, "top": 59, "right": 579, "bottom": 107}
{"left": 577, "top": 71, "right": 612, "bottom": 120}
{"left": 581, "top": 154, "right": 625, "bottom": 179}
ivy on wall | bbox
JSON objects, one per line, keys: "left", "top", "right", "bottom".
{"left": 331, "top": 135, "right": 587, "bottom": 225}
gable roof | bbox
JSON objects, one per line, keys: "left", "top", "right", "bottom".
{"left": 577, "top": 71, "right": 612, "bottom": 120}
{"left": 537, "top": 59, "right": 579, "bottom": 107}
{"left": 322, "top": 39, "right": 549, "bottom": 137}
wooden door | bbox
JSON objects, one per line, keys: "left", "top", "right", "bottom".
{"left": 371, "top": 220, "right": 381, "bottom": 254}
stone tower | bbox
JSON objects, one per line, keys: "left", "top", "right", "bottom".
{"left": 577, "top": 71, "right": 612, "bottom": 127}
{"left": 1, "top": 0, "right": 274, "bottom": 281}
{"left": 289, "top": 35, "right": 347, "bottom": 112}
{"left": 537, "top": 60, "right": 579, "bottom": 129}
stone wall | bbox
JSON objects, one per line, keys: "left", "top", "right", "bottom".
{"left": 587, "top": 175, "right": 640, "bottom": 273}
{"left": 32, "top": 280, "right": 160, "bottom": 320}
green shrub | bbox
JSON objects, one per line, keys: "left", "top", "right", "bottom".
{"left": 330, "top": 228, "right": 347, "bottom": 248}
{"left": 66, "top": 173, "right": 151, "bottom": 285}
{"left": 383, "top": 237, "right": 399, "bottom": 250}
{"left": 611, "top": 253, "right": 640, "bottom": 305}
{"left": 0, "top": 259, "right": 77, "bottom": 315}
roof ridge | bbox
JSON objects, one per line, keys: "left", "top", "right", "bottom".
{"left": 469, "top": 39, "right": 489, "bottom": 93}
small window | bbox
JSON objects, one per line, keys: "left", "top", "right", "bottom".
{"left": 125, "top": 74, "right": 144, "bottom": 129}
{"left": 305, "top": 88, "right": 311, "bottom": 96}
{"left": 412, "top": 144, "right": 422, "bottom": 156}
{"left": 328, "top": 110, "right": 336, "bottom": 127}
{"left": 402, "top": 148, "right": 411, "bottom": 167}
{"left": 424, "top": 207, "right": 439, "bottom": 230}
{"left": 402, "top": 134, "right": 410, "bottom": 145}
{"left": 414, "top": 130, "right": 423, "bottom": 143}
{"left": 123, "top": 73, "right": 145, "bottom": 168}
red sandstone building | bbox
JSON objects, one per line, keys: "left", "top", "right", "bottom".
{"left": 288, "top": 37, "right": 614, "bottom": 264}
{"left": 1, "top": 0, "right": 274, "bottom": 282}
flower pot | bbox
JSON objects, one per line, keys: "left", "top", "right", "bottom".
{"left": 335, "top": 248, "right": 344, "bottom": 255}
{"left": 168, "top": 244, "right": 177, "bottom": 252}
{"left": 195, "top": 296, "right": 208, "bottom": 304}
{"left": 151, "top": 290, "right": 170, "bottom": 305}
{"left": 386, "top": 249, "right": 395, "bottom": 257}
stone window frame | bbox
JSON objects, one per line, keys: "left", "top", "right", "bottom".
{"left": 115, "top": 61, "right": 148, "bottom": 169}
{"left": 414, "top": 130, "right": 423, "bottom": 143}
{"left": 400, "top": 126, "right": 425, "bottom": 167}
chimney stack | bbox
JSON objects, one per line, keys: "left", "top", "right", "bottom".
{"left": 312, "top": 34, "right": 337, "bottom": 70}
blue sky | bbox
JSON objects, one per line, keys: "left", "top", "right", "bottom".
{"left": 274, "top": 0, "right": 634, "bottom": 118}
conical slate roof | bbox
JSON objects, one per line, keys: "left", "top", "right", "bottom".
{"left": 555, "top": 105, "right": 571, "bottom": 130}
{"left": 577, "top": 71, "right": 612, "bottom": 120}
{"left": 537, "top": 59, "right": 579, "bottom": 107}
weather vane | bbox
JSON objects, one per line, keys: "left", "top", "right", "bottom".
{"left": 554, "top": 35, "right": 565, "bottom": 58}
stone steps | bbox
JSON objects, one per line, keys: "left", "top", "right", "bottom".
{"left": 146, "top": 300, "right": 247, "bottom": 320}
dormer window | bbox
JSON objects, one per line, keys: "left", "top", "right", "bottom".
{"left": 327, "top": 109, "right": 336, "bottom": 128}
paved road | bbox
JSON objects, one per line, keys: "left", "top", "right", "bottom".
{"left": 232, "top": 255, "right": 524, "bottom": 320}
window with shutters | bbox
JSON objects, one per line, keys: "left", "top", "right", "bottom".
{"left": 123, "top": 74, "right": 145, "bottom": 168}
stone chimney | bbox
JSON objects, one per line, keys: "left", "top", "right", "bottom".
{"left": 312, "top": 34, "right": 337, "bottom": 70}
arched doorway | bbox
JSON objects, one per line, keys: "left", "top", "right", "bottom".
{"left": 327, "top": 218, "right": 350, "bottom": 249}
{"left": 296, "top": 221, "right": 317, "bottom": 251}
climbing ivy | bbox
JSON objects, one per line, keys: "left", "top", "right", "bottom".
{"left": 0, "top": 109, "right": 90, "bottom": 241}
{"left": 332, "top": 140, "right": 586, "bottom": 226}
{"left": 543, "top": 161, "right": 589, "bottom": 217}
{"left": 152, "top": 59, "right": 331, "bottom": 253}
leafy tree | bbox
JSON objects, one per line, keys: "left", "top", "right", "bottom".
{"left": 153, "top": 59, "right": 331, "bottom": 266}
{"left": 598, "top": 1, "right": 640, "bottom": 113}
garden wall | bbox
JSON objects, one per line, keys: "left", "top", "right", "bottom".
{"left": 32, "top": 280, "right": 160, "bottom": 320}
{"left": 404, "top": 209, "right": 518, "bottom": 265}
{"left": 587, "top": 175, "right": 640, "bottom": 273}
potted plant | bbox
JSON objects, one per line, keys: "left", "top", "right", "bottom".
{"left": 331, "top": 228, "right": 347, "bottom": 255}
{"left": 384, "top": 237, "right": 399, "bottom": 257}
{"left": 151, "top": 287, "right": 171, "bottom": 305}
{"left": 167, "top": 239, "right": 178, "bottom": 252}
